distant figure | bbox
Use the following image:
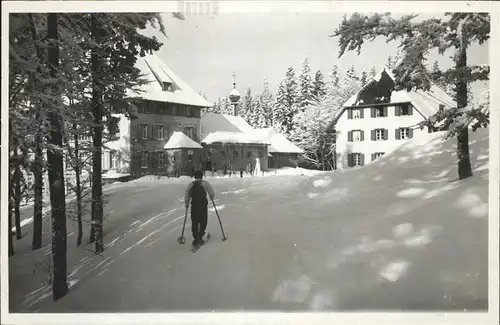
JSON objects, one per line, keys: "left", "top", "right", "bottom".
{"left": 186, "top": 159, "right": 194, "bottom": 178}
{"left": 184, "top": 171, "right": 216, "bottom": 247}
{"left": 255, "top": 157, "right": 261, "bottom": 175}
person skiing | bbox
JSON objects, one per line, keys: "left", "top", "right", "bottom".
{"left": 184, "top": 170, "right": 215, "bottom": 246}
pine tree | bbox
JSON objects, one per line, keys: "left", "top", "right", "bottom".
{"left": 312, "top": 69, "right": 327, "bottom": 102}
{"left": 333, "top": 12, "right": 490, "bottom": 180}
{"left": 259, "top": 77, "right": 274, "bottom": 127}
{"left": 298, "top": 58, "right": 314, "bottom": 111}
{"left": 329, "top": 65, "right": 340, "bottom": 88}
{"left": 369, "top": 66, "right": 377, "bottom": 78}
{"left": 345, "top": 65, "right": 358, "bottom": 82}
{"left": 273, "top": 79, "right": 289, "bottom": 133}
{"left": 360, "top": 70, "right": 368, "bottom": 86}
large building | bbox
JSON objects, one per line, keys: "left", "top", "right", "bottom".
{"left": 332, "top": 67, "right": 455, "bottom": 170}
{"left": 100, "top": 54, "right": 211, "bottom": 178}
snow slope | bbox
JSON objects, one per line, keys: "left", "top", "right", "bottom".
{"left": 8, "top": 129, "right": 489, "bottom": 313}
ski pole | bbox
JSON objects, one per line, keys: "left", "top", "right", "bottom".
{"left": 211, "top": 198, "right": 227, "bottom": 241}
{"left": 177, "top": 206, "right": 188, "bottom": 244}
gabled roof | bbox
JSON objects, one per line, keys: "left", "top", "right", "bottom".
{"left": 200, "top": 113, "right": 268, "bottom": 145}
{"left": 252, "top": 128, "right": 303, "bottom": 154}
{"left": 128, "top": 54, "right": 212, "bottom": 107}
{"left": 329, "top": 67, "right": 456, "bottom": 128}
{"left": 164, "top": 131, "right": 203, "bottom": 150}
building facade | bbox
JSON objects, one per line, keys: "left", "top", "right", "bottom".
{"left": 333, "top": 68, "right": 455, "bottom": 170}
{"left": 98, "top": 54, "right": 211, "bottom": 178}
{"left": 200, "top": 113, "right": 269, "bottom": 175}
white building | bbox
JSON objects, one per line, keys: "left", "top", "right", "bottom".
{"left": 333, "top": 67, "right": 455, "bottom": 170}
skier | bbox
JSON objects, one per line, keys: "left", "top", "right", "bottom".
{"left": 184, "top": 170, "right": 216, "bottom": 246}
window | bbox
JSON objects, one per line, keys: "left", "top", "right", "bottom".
{"left": 400, "top": 127, "right": 410, "bottom": 140}
{"left": 352, "top": 130, "right": 362, "bottom": 142}
{"left": 352, "top": 109, "right": 361, "bottom": 119}
{"left": 140, "top": 124, "right": 148, "bottom": 139}
{"left": 400, "top": 105, "right": 409, "bottom": 115}
{"left": 110, "top": 151, "right": 120, "bottom": 169}
{"left": 138, "top": 106, "right": 144, "bottom": 114}
{"left": 373, "top": 152, "right": 385, "bottom": 161}
{"left": 157, "top": 151, "right": 164, "bottom": 168}
{"left": 353, "top": 153, "right": 362, "bottom": 167}
{"left": 375, "top": 107, "right": 384, "bottom": 117}
{"left": 258, "top": 147, "right": 263, "bottom": 158}
{"left": 439, "top": 104, "right": 445, "bottom": 111}
{"left": 220, "top": 151, "right": 226, "bottom": 160}
{"left": 247, "top": 151, "right": 252, "bottom": 158}
{"left": 172, "top": 105, "right": 177, "bottom": 116}
{"left": 183, "top": 126, "right": 193, "bottom": 139}
{"left": 186, "top": 106, "right": 193, "bottom": 117}
{"left": 156, "top": 124, "right": 164, "bottom": 140}
{"left": 233, "top": 150, "right": 239, "bottom": 159}
{"left": 376, "top": 129, "right": 385, "bottom": 141}
{"left": 141, "top": 151, "right": 149, "bottom": 168}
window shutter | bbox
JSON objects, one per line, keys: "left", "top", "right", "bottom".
{"left": 193, "top": 126, "right": 198, "bottom": 142}
{"left": 409, "top": 128, "right": 414, "bottom": 139}
{"left": 360, "top": 130, "right": 364, "bottom": 141}
{"left": 395, "top": 106, "right": 401, "bottom": 116}
{"left": 395, "top": 128, "right": 400, "bottom": 140}
{"left": 371, "top": 153, "right": 375, "bottom": 161}
{"left": 348, "top": 131, "right": 353, "bottom": 142}
{"left": 137, "top": 124, "right": 142, "bottom": 139}
{"left": 149, "top": 123, "right": 154, "bottom": 139}
{"left": 347, "top": 153, "right": 352, "bottom": 167}
{"left": 360, "top": 108, "right": 364, "bottom": 118}
{"left": 360, "top": 154, "right": 365, "bottom": 166}
{"left": 151, "top": 152, "right": 156, "bottom": 168}
{"left": 384, "top": 129, "right": 389, "bottom": 140}
{"left": 383, "top": 106, "right": 388, "bottom": 117}
{"left": 371, "top": 130, "right": 375, "bottom": 141}
{"left": 408, "top": 105, "right": 413, "bottom": 116}
{"left": 348, "top": 109, "right": 353, "bottom": 119}
{"left": 371, "top": 108, "right": 375, "bottom": 118}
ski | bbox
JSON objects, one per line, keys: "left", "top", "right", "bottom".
{"left": 190, "top": 233, "right": 211, "bottom": 253}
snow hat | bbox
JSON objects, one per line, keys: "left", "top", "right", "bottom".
{"left": 194, "top": 170, "right": 203, "bottom": 179}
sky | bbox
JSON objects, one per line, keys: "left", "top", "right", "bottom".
{"left": 145, "top": 12, "right": 489, "bottom": 102}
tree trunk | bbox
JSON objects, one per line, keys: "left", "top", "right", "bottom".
{"left": 46, "top": 12, "right": 68, "bottom": 301}
{"left": 90, "top": 14, "right": 104, "bottom": 253}
{"left": 73, "top": 123, "right": 83, "bottom": 246}
{"left": 32, "top": 117, "right": 44, "bottom": 250}
{"left": 14, "top": 148, "right": 22, "bottom": 239}
{"left": 9, "top": 189, "right": 15, "bottom": 257}
{"left": 29, "top": 13, "right": 44, "bottom": 250}
{"left": 455, "top": 20, "right": 473, "bottom": 180}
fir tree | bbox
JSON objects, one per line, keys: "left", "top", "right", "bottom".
{"left": 312, "top": 69, "right": 327, "bottom": 102}
{"left": 369, "top": 66, "right": 377, "bottom": 78}
{"left": 259, "top": 77, "right": 274, "bottom": 127}
{"left": 345, "top": 65, "right": 358, "bottom": 82}
{"left": 273, "top": 79, "right": 289, "bottom": 133}
{"left": 298, "top": 58, "right": 314, "bottom": 111}
{"left": 329, "top": 65, "right": 340, "bottom": 88}
{"left": 360, "top": 70, "right": 368, "bottom": 86}
{"left": 333, "top": 12, "right": 490, "bottom": 180}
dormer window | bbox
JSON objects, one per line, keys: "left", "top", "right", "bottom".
{"left": 162, "top": 82, "right": 173, "bottom": 91}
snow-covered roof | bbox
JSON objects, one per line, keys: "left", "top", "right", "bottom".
{"left": 200, "top": 113, "right": 267, "bottom": 144}
{"left": 127, "top": 54, "right": 212, "bottom": 108}
{"left": 201, "top": 113, "right": 254, "bottom": 135}
{"left": 331, "top": 67, "right": 456, "bottom": 127}
{"left": 202, "top": 131, "right": 268, "bottom": 145}
{"left": 164, "top": 131, "right": 203, "bottom": 149}
{"left": 252, "top": 128, "right": 303, "bottom": 154}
